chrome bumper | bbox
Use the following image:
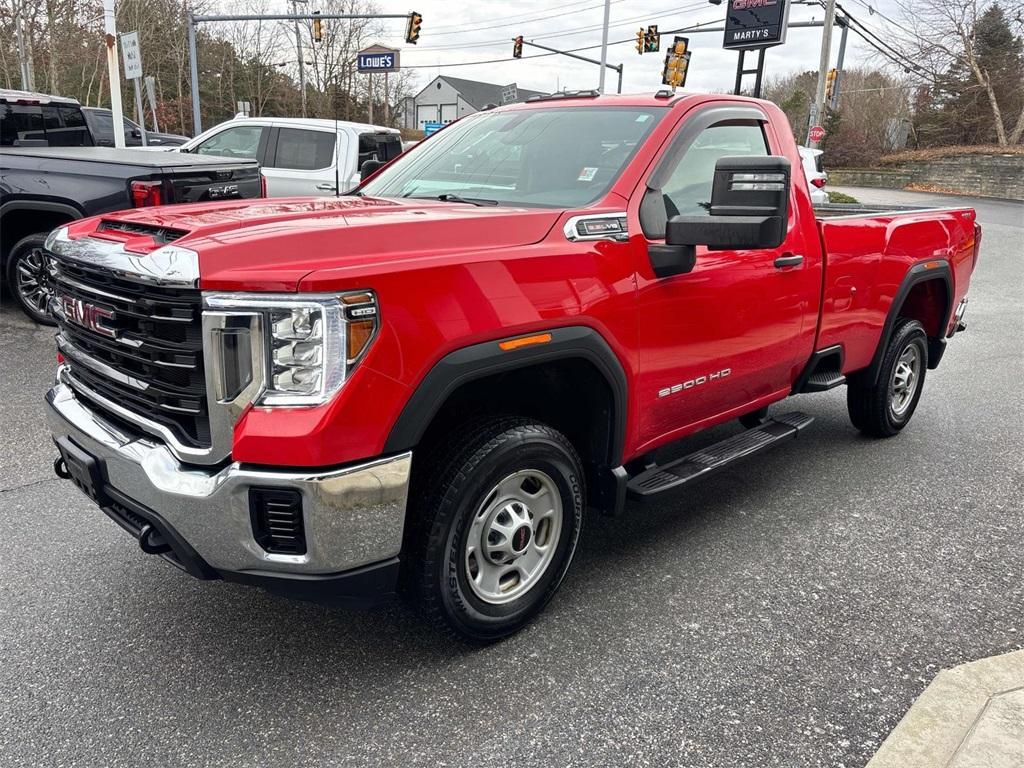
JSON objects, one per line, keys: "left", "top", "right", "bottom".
{"left": 46, "top": 381, "right": 412, "bottom": 576}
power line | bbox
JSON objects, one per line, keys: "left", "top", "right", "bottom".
{"left": 400, "top": 18, "right": 727, "bottom": 69}
{"left": 426, "top": 0, "right": 629, "bottom": 36}
{"left": 413, "top": 1, "right": 712, "bottom": 52}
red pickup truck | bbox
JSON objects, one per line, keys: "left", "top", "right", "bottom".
{"left": 44, "top": 92, "right": 978, "bottom": 641}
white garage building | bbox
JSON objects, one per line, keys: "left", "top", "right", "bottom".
{"left": 404, "top": 75, "right": 546, "bottom": 131}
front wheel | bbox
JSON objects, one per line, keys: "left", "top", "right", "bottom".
{"left": 847, "top": 318, "right": 928, "bottom": 437}
{"left": 406, "top": 418, "right": 584, "bottom": 642}
{"left": 6, "top": 234, "right": 56, "bottom": 325}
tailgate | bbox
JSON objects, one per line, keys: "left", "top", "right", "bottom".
{"left": 160, "top": 161, "right": 263, "bottom": 204}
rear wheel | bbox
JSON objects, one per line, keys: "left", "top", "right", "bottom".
{"left": 847, "top": 318, "right": 928, "bottom": 437}
{"left": 6, "top": 234, "right": 56, "bottom": 325}
{"left": 406, "top": 417, "right": 584, "bottom": 642}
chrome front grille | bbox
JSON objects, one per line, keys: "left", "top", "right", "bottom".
{"left": 51, "top": 256, "right": 211, "bottom": 450}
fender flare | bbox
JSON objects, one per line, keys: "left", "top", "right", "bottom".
{"left": 382, "top": 325, "right": 628, "bottom": 467}
{"left": 864, "top": 260, "right": 952, "bottom": 385}
{"left": 0, "top": 199, "right": 84, "bottom": 223}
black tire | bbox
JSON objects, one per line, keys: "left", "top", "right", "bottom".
{"left": 405, "top": 417, "right": 585, "bottom": 642}
{"left": 6, "top": 234, "right": 56, "bottom": 325}
{"left": 847, "top": 318, "right": 928, "bottom": 437}
{"left": 739, "top": 406, "right": 770, "bottom": 429}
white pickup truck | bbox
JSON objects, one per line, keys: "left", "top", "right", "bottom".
{"left": 174, "top": 117, "right": 403, "bottom": 196}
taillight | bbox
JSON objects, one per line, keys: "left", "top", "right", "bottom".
{"left": 130, "top": 181, "right": 163, "bottom": 207}
{"left": 260, "top": 172, "right": 267, "bottom": 198}
{"left": 811, "top": 177, "right": 826, "bottom": 188}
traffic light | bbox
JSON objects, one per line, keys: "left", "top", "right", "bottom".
{"left": 513, "top": 35, "right": 523, "bottom": 59}
{"left": 312, "top": 11, "right": 322, "bottom": 43}
{"left": 662, "top": 51, "right": 690, "bottom": 89}
{"left": 825, "top": 68, "right": 838, "bottom": 101}
{"left": 636, "top": 28, "right": 645, "bottom": 55}
{"left": 406, "top": 11, "right": 422, "bottom": 44}
{"left": 672, "top": 37, "right": 688, "bottom": 57}
{"left": 644, "top": 25, "right": 660, "bottom": 53}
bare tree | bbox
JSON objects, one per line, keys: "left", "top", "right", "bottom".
{"left": 889, "top": 0, "right": 1024, "bottom": 145}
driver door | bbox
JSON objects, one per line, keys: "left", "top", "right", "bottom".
{"left": 631, "top": 109, "right": 817, "bottom": 449}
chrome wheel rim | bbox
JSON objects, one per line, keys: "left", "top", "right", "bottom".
{"left": 890, "top": 344, "right": 921, "bottom": 417}
{"left": 15, "top": 247, "right": 53, "bottom": 318}
{"left": 464, "top": 469, "right": 563, "bottom": 605}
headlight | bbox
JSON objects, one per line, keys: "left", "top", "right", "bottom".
{"left": 204, "top": 291, "right": 378, "bottom": 407}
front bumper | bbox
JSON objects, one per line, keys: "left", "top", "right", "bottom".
{"left": 46, "top": 381, "right": 412, "bottom": 607}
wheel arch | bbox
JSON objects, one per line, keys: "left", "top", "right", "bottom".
{"left": 383, "top": 326, "right": 629, "bottom": 508}
{"left": 864, "top": 261, "right": 952, "bottom": 385}
{"left": 0, "top": 200, "right": 83, "bottom": 264}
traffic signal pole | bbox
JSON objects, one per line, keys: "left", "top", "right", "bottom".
{"left": 830, "top": 16, "right": 849, "bottom": 110}
{"left": 517, "top": 39, "right": 624, "bottom": 94}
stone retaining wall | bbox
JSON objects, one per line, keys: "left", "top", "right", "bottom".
{"left": 828, "top": 154, "right": 1024, "bottom": 201}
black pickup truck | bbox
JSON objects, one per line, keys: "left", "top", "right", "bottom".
{"left": 1, "top": 147, "right": 263, "bottom": 323}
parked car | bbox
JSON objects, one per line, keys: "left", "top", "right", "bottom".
{"left": 0, "top": 89, "right": 92, "bottom": 147}
{"left": 173, "top": 117, "right": 402, "bottom": 196}
{"left": 82, "top": 107, "right": 189, "bottom": 147}
{"left": 43, "top": 92, "right": 977, "bottom": 641}
{"left": 799, "top": 145, "right": 829, "bottom": 204}
{"left": 1, "top": 147, "right": 264, "bottom": 323}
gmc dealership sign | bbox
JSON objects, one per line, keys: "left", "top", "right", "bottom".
{"left": 723, "top": 0, "right": 791, "bottom": 50}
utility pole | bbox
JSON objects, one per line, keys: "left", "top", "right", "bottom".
{"left": 597, "top": 0, "right": 611, "bottom": 93}
{"left": 291, "top": 0, "right": 309, "bottom": 118}
{"left": 14, "top": 4, "right": 33, "bottom": 91}
{"left": 830, "top": 17, "right": 849, "bottom": 110}
{"left": 807, "top": 0, "right": 836, "bottom": 148}
{"left": 102, "top": 0, "right": 126, "bottom": 148}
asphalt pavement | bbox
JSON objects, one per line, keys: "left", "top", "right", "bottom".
{"left": 1, "top": 188, "right": 1021, "bottom": 768}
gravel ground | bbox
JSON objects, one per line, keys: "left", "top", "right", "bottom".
{"left": 1, "top": 189, "right": 1021, "bottom": 768}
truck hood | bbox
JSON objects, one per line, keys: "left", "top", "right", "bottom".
{"left": 84, "top": 196, "right": 563, "bottom": 291}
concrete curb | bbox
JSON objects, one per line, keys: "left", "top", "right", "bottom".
{"left": 867, "top": 650, "right": 1024, "bottom": 767}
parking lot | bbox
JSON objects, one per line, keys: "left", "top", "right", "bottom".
{"left": 1, "top": 188, "right": 1021, "bottom": 768}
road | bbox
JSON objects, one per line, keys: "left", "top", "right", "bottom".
{"left": 1, "top": 188, "right": 1021, "bottom": 768}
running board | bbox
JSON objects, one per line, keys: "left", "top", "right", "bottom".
{"left": 627, "top": 411, "right": 814, "bottom": 500}
{"left": 801, "top": 370, "right": 847, "bottom": 392}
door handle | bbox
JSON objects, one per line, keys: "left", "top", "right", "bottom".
{"left": 316, "top": 183, "right": 337, "bottom": 191}
{"left": 774, "top": 254, "right": 804, "bottom": 269}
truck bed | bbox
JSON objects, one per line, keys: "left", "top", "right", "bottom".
{"left": 813, "top": 203, "right": 978, "bottom": 375}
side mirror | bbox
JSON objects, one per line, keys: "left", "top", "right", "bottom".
{"left": 360, "top": 159, "right": 383, "bottom": 180}
{"left": 131, "top": 129, "right": 142, "bottom": 139}
{"left": 667, "top": 156, "right": 790, "bottom": 251}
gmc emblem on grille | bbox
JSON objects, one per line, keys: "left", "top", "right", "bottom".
{"left": 60, "top": 295, "right": 116, "bottom": 338}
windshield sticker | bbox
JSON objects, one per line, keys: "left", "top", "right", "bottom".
{"left": 636, "top": 114, "right": 651, "bottom": 122}
{"left": 578, "top": 167, "right": 598, "bottom": 182}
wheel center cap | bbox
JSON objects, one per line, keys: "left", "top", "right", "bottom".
{"left": 511, "top": 525, "right": 532, "bottom": 554}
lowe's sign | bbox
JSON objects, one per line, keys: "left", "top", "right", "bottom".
{"left": 357, "top": 47, "right": 401, "bottom": 73}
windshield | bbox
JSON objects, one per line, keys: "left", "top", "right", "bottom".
{"left": 359, "top": 105, "right": 667, "bottom": 208}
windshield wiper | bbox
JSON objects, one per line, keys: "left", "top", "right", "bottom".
{"left": 422, "top": 193, "right": 500, "bottom": 207}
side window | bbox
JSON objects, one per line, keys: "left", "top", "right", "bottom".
{"left": 91, "top": 110, "right": 115, "bottom": 139}
{"left": 662, "top": 122, "right": 769, "bottom": 218}
{"left": 271, "top": 128, "right": 335, "bottom": 170}
{"left": 195, "top": 125, "right": 264, "bottom": 159}
{"left": 0, "top": 104, "right": 44, "bottom": 145}
{"left": 57, "top": 106, "right": 92, "bottom": 146}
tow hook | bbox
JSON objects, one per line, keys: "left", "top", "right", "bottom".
{"left": 139, "top": 524, "right": 172, "bottom": 555}
{"left": 53, "top": 456, "right": 71, "bottom": 479}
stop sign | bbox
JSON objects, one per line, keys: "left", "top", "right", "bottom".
{"left": 809, "top": 125, "right": 826, "bottom": 143}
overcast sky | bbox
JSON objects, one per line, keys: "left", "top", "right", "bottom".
{"left": 362, "top": 0, "right": 907, "bottom": 96}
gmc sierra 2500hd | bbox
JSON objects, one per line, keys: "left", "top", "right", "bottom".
{"left": 44, "top": 92, "right": 978, "bottom": 641}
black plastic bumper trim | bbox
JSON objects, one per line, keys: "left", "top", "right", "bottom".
{"left": 217, "top": 558, "right": 400, "bottom": 610}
